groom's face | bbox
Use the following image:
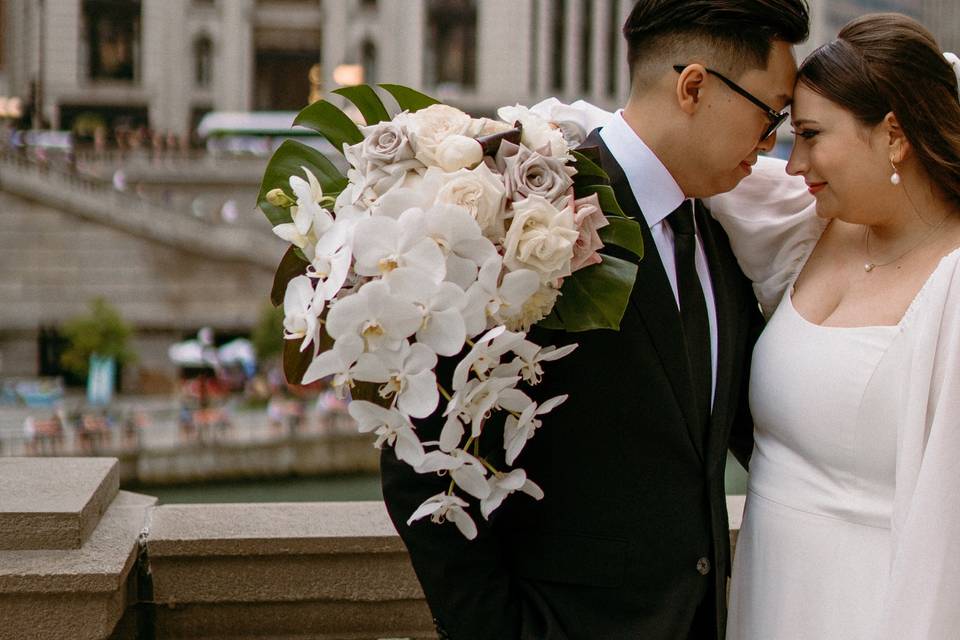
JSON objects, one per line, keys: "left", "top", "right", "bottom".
{"left": 694, "top": 41, "right": 797, "bottom": 196}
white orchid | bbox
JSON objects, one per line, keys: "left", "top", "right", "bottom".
{"left": 385, "top": 267, "right": 467, "bottom": 357}
{"left": 504, "top": 395, "right": 568, "bottom": 464}
{"left": 462, "top": 256, "right": 540, "bottom": 336}
{"left": 306, "top": 219, "right": 354, "bottom": 301}
{"left": 416, "top": 448, "right": 490, "bottom": 500}
{"left": 480, "top": 469, "right": 544, "bottom": 519}
{"left": 443, "top": 374, "right": 522, "bottom": 443}
{"left": 407, "top": 492, "right": 477, "bottom": 540}
{"left": 420, "top": 203, "right": 498, "bottom": 290}
{"left": 282, "top": 275, "right": 324, "bottom": 352}
{"left": 289, "top": 166, "right": 332, "bottom": 235}
{"left": 452, "top": 325, "right": 526, "bottom": 390}
{"left": 300, "top": 334, "right": 363, "bottom": 390}
{"left": 352, "top": 341, "right": 439, "bottom": 419}
{"left": 325, "top": 279, "right": 422, "bottom": 351}
{"left": 348, "top": 400, "right": 425, "bottom": 466}
{"left": 510, "top": 340, "right": 578, "bottom": 385}
{"left": 351, "top": 209, "right": 446, "bottom": 281}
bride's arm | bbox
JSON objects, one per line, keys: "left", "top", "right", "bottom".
{"left": 703, "top": 156, "right": 826, "bottom": 317}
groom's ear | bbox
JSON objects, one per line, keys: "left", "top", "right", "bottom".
{"left": 883, "top": 111, "right": 911, "bottom": 162}
{"left": 675, "top": 64, "right": 709, "bottom": 114}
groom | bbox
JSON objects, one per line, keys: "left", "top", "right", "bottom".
{"left": 380, "top": 1, "right": 809, "bottom": 638}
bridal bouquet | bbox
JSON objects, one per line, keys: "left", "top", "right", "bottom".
{"left": 258, "top": 85, "right": 642, "bottom": 538}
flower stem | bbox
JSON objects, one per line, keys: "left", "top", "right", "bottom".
{"left": 437, "top": 383, "right": 452, "bottom": 402}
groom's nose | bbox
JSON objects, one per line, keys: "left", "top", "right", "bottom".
{"left": 756, "top": 130, "right": 778, "bottom": 154}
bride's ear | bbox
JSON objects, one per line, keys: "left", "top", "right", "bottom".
{"left": 882, "top": 111, "right": 911, "bottom": 163}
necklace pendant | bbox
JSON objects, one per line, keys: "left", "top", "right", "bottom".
{"left": 864, "top": 263, "right": 876, "bottom": 273}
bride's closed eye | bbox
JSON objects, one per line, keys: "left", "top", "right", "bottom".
{"left": 791, "top": 129, "right": 819, "bottom": 140}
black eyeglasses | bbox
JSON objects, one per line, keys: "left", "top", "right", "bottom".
{"left": 673, "top": 64, "right": 789, "bottom": 142}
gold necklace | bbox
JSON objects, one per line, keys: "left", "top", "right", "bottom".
{"left": 863, "top": 215, "right": 949, "bottom": 272}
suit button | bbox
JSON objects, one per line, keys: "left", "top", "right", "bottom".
{"left": 696, "top": 557, "right": 711, "bottom": 575}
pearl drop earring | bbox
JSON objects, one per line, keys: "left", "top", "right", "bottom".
{"left": 890, "top": 159, "right": 901, "bottom": 185}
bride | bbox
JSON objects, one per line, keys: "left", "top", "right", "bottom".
{"left": 706, "top": 13, "right": 960, "bottom": 639}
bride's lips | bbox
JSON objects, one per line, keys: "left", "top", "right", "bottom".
{"left": 739, "top": 161, "right": 755, "bottom": 175}
{"left": 807, "top": 182, "right": 827, "bottom": 195}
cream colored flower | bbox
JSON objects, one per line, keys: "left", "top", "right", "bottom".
{"left": 404, "top": 104, "right": 479, "bottom": 167}
{"left": 499, "top": 282, "right": 561, "bottom": 332}
{"left": 434, "top": 134, "right": 484, "bottom": 172}
{"left": 502, "top": 195, "right": 579, "bottom": 283}
{"left": 430, "top": 165, "right": 507, "bottom": 240}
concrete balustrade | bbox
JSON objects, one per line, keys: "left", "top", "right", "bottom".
{"left": 0, "top": 458, "right": 746, "bottom": 639}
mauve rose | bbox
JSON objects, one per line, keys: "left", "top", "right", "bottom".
{"left": 497, "top": 141, "right": 574, "bottom": 206}
{"left": 570, "top": 192, "right": 609, "bottom": 272}
{"left": 359, "top": 121, "right": 415, "bottom": 167}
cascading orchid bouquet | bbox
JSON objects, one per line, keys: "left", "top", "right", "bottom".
{"left": 258, "top": 84, "right": 642, "bottom": 538}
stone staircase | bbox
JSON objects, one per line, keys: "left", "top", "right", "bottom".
{"left": 0, "top": 150, "right": 277, "bottom": 269}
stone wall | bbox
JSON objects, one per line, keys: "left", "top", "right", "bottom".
{"left": 0, "top": 457, "right": 748, "bottom": 640}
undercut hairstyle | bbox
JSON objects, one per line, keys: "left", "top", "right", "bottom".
{"left": 623, "top": 0, "right": 810, "bottom": 89}
{"left": 798, "top": 13, "right": 960, "bottom": 210}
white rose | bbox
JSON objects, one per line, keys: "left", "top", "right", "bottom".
{"left": 502, "top": 195, "right": 580, "bottom": 283}
{"left": 497, "top": 104, "right": 570, "bottom": 160}
{"left": 434, "top": 134, "right": 484, "bottom": 172}
{"left": 432, "top": 164, "right": 507, "bottom": 240}
{"left": 405, "top": 104, "right": 478, "bottom": 167}
{"left": 499, "top": 282, "right": 561, "bottom": 332}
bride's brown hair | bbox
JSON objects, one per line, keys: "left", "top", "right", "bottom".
{"left": 798, "top": 13, "right": 960, "bottom": 208}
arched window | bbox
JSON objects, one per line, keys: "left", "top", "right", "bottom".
{"left": 194, "top": 35, "right": 213, "bottom": 88}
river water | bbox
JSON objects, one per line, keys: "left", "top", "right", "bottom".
{"left": 129, "top": 456, "right": 748, "bottom": 505}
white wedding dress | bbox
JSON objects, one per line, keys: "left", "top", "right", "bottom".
{"left": 705, "top": 157, "right": 960, "bottom": 640}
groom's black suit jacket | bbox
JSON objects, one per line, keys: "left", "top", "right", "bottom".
{"left": 381, "top": 131, "right": 762, "bottom": 640}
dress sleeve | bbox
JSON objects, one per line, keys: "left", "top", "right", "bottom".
{"left": 703, "top": 156, "right": 826, "bottom": 317}
{"left": 877, "top": 254, "right": 960, "bottom": 638}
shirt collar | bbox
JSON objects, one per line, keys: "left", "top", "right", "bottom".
{"left": 599, "top": 110, "right": 687, "bottom": 228}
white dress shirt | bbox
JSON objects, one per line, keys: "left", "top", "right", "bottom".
{"left": 600, "top": 111, "right": 719, "bottom": 403}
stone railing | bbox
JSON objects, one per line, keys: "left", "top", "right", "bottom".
{"left": 0, "top": 150, "right": 277, "bottom": 269}
{"left": 0, "top": 458, "right": 746, "bottom": 640}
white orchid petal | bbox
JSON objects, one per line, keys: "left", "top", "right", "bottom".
{"left": 416, "top": 450, "right": 462, "bottom": 473}
{"left": 398, "top": 369, "right": 439, "bottom": 419}
{"left": 407, "top": 495, "right": 446, "bottom": 525}
{"left": 448, "top": 506, "right": 478, "bottom": 540}
{"left": 394, "top": 427, "right": 426, "bottom": 466}
{"left": 451, "top": 463, "right": 490, "bottom": 499}
{"left": 439, "top": 415, "right": 465, "bottom": 453}
{"left": 521, "top": 478, "right": 545, "bottom": 500}
{"left": 445, "top": 254, "right": 479, "bottom": 290}
{"left": 352, "top": 353, "right": 392, "bottom": 383}
{"left": 418, "top": 308, "right": 466, "bottom": 357}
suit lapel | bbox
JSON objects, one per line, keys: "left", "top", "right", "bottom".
{"left": 585, "top": 132, "right": 706, "bottom": 462}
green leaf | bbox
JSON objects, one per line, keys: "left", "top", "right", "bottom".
{"left": 283, "top": 339, "right": 314, "bottom": 385}
{"left": 570, "top": 150, "right": 607, "bottom": 181}
{"left": 378, "top": 83, "right": 440, "bottom": 112}
{"left": 599, "top": 217, "right": 644, "bottom": 259}
{"left": 293, "top": 100, "right": 363, "bottom": 154}
{"left": 575, "top": 184, "right": 627, "bottom": 218}
{"left": 333, "top": 85, "right": 391, "bottom": 125}
{"left": 544, "top": 255, "right": 638, "bottom": 332}
{"left": 270, "top": 246, "right": 311, "bottom": 307}
{"left": 257, "top": 140, "right": 348, "bottom": 227}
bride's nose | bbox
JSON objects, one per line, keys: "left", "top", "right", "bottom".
{"left": 786, "top": 141, "right": 807, "bottom": 176}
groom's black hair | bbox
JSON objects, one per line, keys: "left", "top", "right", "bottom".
{"left": 624, "top": 0, "right": 809, "bottom": 89}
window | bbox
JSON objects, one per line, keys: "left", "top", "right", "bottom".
{"left": 194, "top": 35, "right": 213, "bottom": 88}
{"left": 425, "top": 0, "right": 477, "bottom": 90}
{"left": 82, "top": 0, "right": 141, "bottom": 82}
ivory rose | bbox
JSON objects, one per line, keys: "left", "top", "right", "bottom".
{"left": 497, "top": 141, "right": 574, "bottom": 206}
{"left": 405, "top": 104, "right": 480, "bottom": 167}
{"left": 502, "top": 195, "right": 579, "bottom": 282}
{"left": 430, "top": 164, "right": 507, "bottom": 239}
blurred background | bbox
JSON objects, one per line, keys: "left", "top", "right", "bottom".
{"left": 0, "top": 0, "right": 955, "bottom": 501}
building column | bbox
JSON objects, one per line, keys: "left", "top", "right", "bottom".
{"left": 563, "top": 0, "right": 582, "bottom": 99}
{"left": 320, "top": 0, "right": 349, "bottom": 101}
{"left": 590, "top": 0, "right": 609, "bottom": 102}
{"left": 215, "top": 0, "right": 253, "bottom": 111}
{"left": 534, "top": 0, "right": 553, "bottom": 100}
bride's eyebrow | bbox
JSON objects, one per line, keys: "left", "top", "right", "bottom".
{"left": 791, "top": 119, "right": 820, "bottom": 127}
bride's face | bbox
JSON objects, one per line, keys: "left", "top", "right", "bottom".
{"left": 786, "top": 83, "right": 893, "bottom": 222}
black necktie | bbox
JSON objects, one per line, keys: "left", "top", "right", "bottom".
{"left": 667, "top": 200, "right": 712, "bottom": 425}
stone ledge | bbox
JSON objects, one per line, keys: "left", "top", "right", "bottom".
{"left": 147, "top": 501, "right": 405, "bottom": 557}
{"left": 0, "top": 457, "right": 119, "bottom": 550}
{"left": 0, "top": 491, "right": 154, "bottom": 594}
